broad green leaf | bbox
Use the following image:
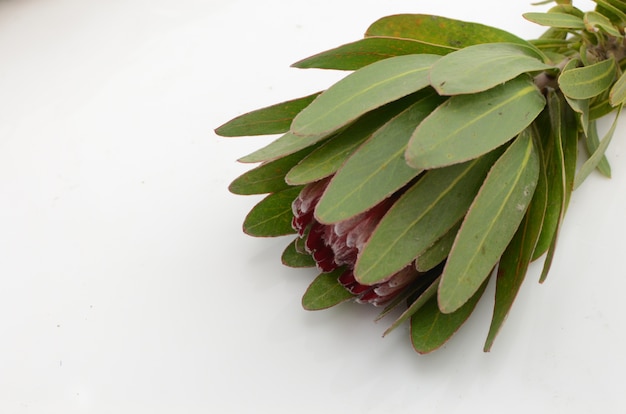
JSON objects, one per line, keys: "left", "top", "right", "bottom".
{"left": 558, "top": 58, "right": 616, "bottom": 99}
{"left": 411, "top": 279, "right": 488, "bottom": 354}
{"left": 574, "top": 105, "right": 622, "bottom": 189}
{"left": 282, "top": 239, "right": 316, "bottom": 268}
{"left": 285, "top": 94, "right": 419, "bottom": 185}
{"left": 215, "top": 93, "right": 320, "bottom": 137}
{"left": 415, "top": 222, "right": 461, "bottom": 272}
{"left": 584, "top": 11, "right": 623, "bottom": 37}
{"left": 366, "top": 14, "right": 531, "bottom": 51}
{"left": 430, "top": 43, "right": 553, "bottom": 95}
{"left": 438, "top": 131, "right": 540, "bottom": 313}
{"left": 523, "top": 12, "right": 586, "bottom": 28}
{"left": 229, "top": 147, "right": 315, "bottom": 195}
{"left": 302, "top": 268, "right": 353, "bottom": 310}
{"left": 314, "top": 94, "right": 443, "bottom": 224}
{"left": 291, "top": 54, "right": 440, "bottom": 137}
{"left": 355, "top": 150, "right": 501, "bottom": 285}
{"left": 609, "top": 70, "right": 626, "bottom": 106}
{"left": 243, "top": 186, "right": 303, "bottom": 237}
{"left": 384, "top": 277, "right": 439, "bottom": 337}
{"left": 559, "top": 93, "right": 579, "bottom": 209}
{"left": 583, "top": 121, "right": 612, "bottom": 177}
{"left": 483, "top": 145, "right": 547, "bottom": 351}
{"left": 292, "top": 37, "right": 449, "bottom": 70}
{"left": 406, "top": 76, "right": 545, "bottom": 169}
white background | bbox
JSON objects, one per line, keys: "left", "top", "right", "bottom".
{"left": 1, "top": 0, "right": 625, "bottom": 412}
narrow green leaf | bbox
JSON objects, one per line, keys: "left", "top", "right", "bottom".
{"left": 292, "top": 37, "right": 449, "bottom": 70}
{"left": 558, "top": 58, "right": 616, "bottom": 99}
{"left": 238, "top": 132, "right": 328, "bottom": 164}
{"left": 243, "top": 186, "right": 303, "bottom": 237}
{"left": 430, "top": 43, "right": 553, "bottom": 95}
{"left": 285, "top": 94, "right": 419, "bottom": 185}
{"left": 438, "top": 131, "right": 540, "bottom": 314}
{"left": 384, "top": 277, "right": 439, "bottom": 337}
{"left": 609, "top": 70, "right": 626, "bottom": 106}
{"left": 411, "top": 279, "right": 488, "bottom": 354}
{"left": 240, "top": 93, "right": 418, "bottom": 164}
{"left": 415, "top": 222, "right": 461, "bottom": 273}
{"left": 406, "top": 76, "right": 545, "bottom": 169}
{"left": 229, "top": 147, "right": 315, "bottom": 195}
{"left": 355, "top": 150, "right": 501, "bottom": 285}
{"left": 302, "top": 268, "right": 354, "bottom": 310}
{"left": 366, "top": 14, "right": 531, "bottom": 50}
{"left": 314, "top": 94, "right": 443, "bottom": 224}
{"left": 584, "top": 11, "right": 623, "bottom": 37}
{"left": 291, "top": 54, "right": 440, "bottom": 137}
{"left": 594, "top": 0, "right": 626, "bottom": 23}
{"left": 583, "top": 121, "right": 612, "bottom": 177}
{"left": 523, "top": 12, "right": 586, "bottom": 28}
{"left": 215, "top": 93, "right": 320, "bottom": 137}
{"left": 484, "top": 146, "right": 547, "bottom": 351}
{"left": 282, "top": 239, "right": 316, "bottom": 268}
{"left": 574, "top": 105, "right": 622, "bottom": 189}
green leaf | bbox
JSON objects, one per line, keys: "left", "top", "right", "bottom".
{"left": 285, "top": 94, "right": 419, "bottom": 185}
{"left": 229, "top": 147, "right": 316, "bottom": 195}
{"left": 584, "top": 11, "right": 623, "bottom": 37}
{"left": 411, "top": 279, "right": 488, "bottom": 354}
{"left": 366, "top": 14, "right": 531, "bottom": 51}
{"left": 483, "top": 147, "right": 547, "bottom": 351}
{"left": 243, "top": 186, "right": 303, "bottom": 237}
{"left": 438, "top": 131, "right": 540, "bottom": 313}
{"left": 291, "top": 37, "right": 449, "bottom": 70}
{"left": 415, "top": 222, "right": 461, "bottom": 273}
{"left": 355, "top": 150, "right": 501, "bottom": 285}
{"left": 314, "top": 94, "right": 444, "bottom": 224}
{"left": 406, "top": 76, "right": 545, "bottom": 169}
{"left": 282, "top": 239, "right": 316, "bottom": 268}
{"left": 215, "top": 93, "right": 320, "bottom": 137}
{"left": 583, "top": 121, "right": 612, "bottom": 177}
{"left": 523, "top": 12, "right": 586, "bottom": 29}
{"left": 429, "top": 43, "right": 553, "bottom": 95}
{"left": 384, "top": 277, "right": 439, "bottom": 337}
{"left": 558, "top": 58, "right": 616, "bottom": 100}
{"left": 594, "top": 0, "right": 626, "bottom": 23}
{"left": 609, "top": 70, "right": 626, "bottom": 106}
{"left": 248, "top": 93, "right": 425, "bottom": 165}
{"left": 574, "top": 105, "right": 622, "bottom": 189}
{"left": 291, "top": 54, "right": 440, "bottom": 137}
{"left": 238, "top": 132, "right": 328, "bottom": 164}
{"left": 302, "top": 268, "right": 354, "bottom": 310}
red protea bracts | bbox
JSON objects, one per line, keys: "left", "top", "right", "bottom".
{"left": 292, "top": 177, "right": 421, "bottom": 306}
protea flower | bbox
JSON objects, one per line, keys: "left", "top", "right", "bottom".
{"left": 216, "top": 1, "right": 626, "bottom": 354}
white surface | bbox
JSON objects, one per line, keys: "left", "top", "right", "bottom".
{"left": 1, "top": 0, "right": 625, "bottom": 412}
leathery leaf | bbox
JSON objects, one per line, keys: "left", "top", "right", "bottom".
{"left": 429, "top": 43, "right": 552, "bottom": 95}
{"left": 243, "top": 186, "right": 303, "bottom": 237}
{"left": 314, "top": 93, "right": 444, "bottom": 224}
{"left": 558, "top": 58, "right": 616, "bottom": 100}
{"left": 215, "top": 93, "right": 320, "bottom": 137}
{"left": 366, "top": 14, "right": 531, "bottom": 51}
{"left": 411, "top": 279, "right": 488, "bottom": 354}
{"left": 438, "top": 130, "right": 540, "bottom": 314}
{"left": 406, "top": 76, "right": 545, "bottom": 169}
{"left": 282, "top": 239, "right": 316, "bottom": 268}
{"left": 484, "top": 131, "right": 547, "bottom": 351}
{"left": 302, "top": 268, "right": 353, "bottom": 310}
{"left": 523, "top": 12, "right": 586, "bottom": 29}
{"left": 355, "top": 149, "right": 502, "bottom": 286}
{"left": 292, "top": 37, "right": 449, "bottom": 70}
{"left": 291, "top": 54, "right": 440, "bottom": 137}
